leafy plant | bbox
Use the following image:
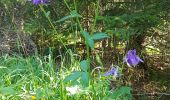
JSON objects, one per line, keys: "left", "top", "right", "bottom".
{"left": 64, "top": 60, "right": 89, "bottom": 87}
{"left": 57, "top": 10, "right": 82, "bottom": 23}
{"left": 107, "top": 86, "right": 132, "bottom": 100}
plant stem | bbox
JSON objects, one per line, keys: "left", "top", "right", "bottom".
{"left": 39, "top": 5, "right": 56, "bottom": 32}
{"left": 72, "top": 0, "right": 96, "bottom": 98}
{"left": 39, "top": 5, "right": 67, "bottom": 49}
{"left": 63, "top": 0, "right": 71, "bottom": 12}
{"left": 91, "top": 0, "right": 100, "bottom": 34}
{"left": 64, "top": 0, "right": 97, "bottom": 98}
{"left": 86, "top": 42, "right": 96, "bottom": 99}
{"left": 39, "top": 5, "right": 67, "bottom": 100}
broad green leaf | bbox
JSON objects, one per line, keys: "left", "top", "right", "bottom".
{"left": 91, "top": 33, "right": 109, "bottom": 40}
{"left": 63, "top": 71, "right": 82, "bottom": 83}
{"left": 0, "top": 86, "right": 17, "bottom": 95}
{"left": 81, "top": 31, "right": 94, "bottom": 49}
{"left": 87, "top": 38, "right": 94, "bottom": 48}
{"left": 80, "top": 72, "right": 89, "bottom": 87}
{"left": 81, "top": 31, "right": 90, "bottom": 39}
{"left": 111, "top": 86, "right": 132, "bottom": 99}
{"left": 57, "top": 10, "right": 82, "bottom": 22}
{"left": 80, "top": 60, "right": 88, "bottom": 72}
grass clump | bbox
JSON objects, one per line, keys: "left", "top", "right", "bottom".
{"left": 0, "top": 52, "right": 132, "bottom": 100}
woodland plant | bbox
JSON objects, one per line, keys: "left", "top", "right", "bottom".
{"left": 124, "top": 49, "right": 143, "bottom": 67}
{"left": 103, "top": 65, "right": 119, "bottom": 77}
{"left": 59, "top": 3, "right": 144, "bottom": 99}
{"left": 55, "top": 0, "right": 143, "bottom": 99}
{"left": 0, "top": 0, "right": 146, "bottom": 100}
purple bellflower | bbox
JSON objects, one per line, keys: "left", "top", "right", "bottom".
{"left": 124, "top": 49, "right": 143, "bottom": 67}
{"left": 104, "top": 65, "right": 119, "bottom": 77}
{"left": 32, "top": 0, "right": 48, "bottom": 5}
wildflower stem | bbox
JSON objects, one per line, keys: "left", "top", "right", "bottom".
{"left": 39, "top": 5, "right": 67, "bottom": 99}
{"left": 86, "top": 40, "right": 96, "bottom": 99}
{"left": 91, "top": 0, "right": 99, "bottom": 34}
{"left": 39, "top": 5, "right": 67, "bottom": 49}
{"left": 63, "top": 0, "right": 71, "bottom": 12}
{"left": 39, "top": 5, "right": 55, "bottom": 32}
{"left": 72, "top": 0, "right": 96, "bottom": 98}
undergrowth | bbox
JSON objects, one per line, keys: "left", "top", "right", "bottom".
{"left": 0, "top": 51, "right": 132, "bottom": 100}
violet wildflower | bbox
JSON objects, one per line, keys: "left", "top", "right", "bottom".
{"left": 104, "top": 65, "right": 119, "bottom": 77}
{"left": 124, "top": 49, "right": 143, "bottom": 67}
{"left": 32, "top": 0, "right": 48, "bottom": 5}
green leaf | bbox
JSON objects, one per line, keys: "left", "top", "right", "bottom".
{"left": 91, "top": 33, "right": 109, "bottom": 40}
{"left": 0, "top": 66, "right": 7, "bottom": 69}
{"left": 81, "top": 31, "right": 90, "bottom": 39}
{"left": 63, "top": 71, "right": 82, "bottom": 83}
{"left": 45, "top": 11, "right": 50, "bottom": 17}
{"left": 111, "top": 86, "right": 132, "bottom": 99}
{"left": 80, "top": 72, "right": 89, "bottom": 87}
{"left": 70, "top": 10, "right": 81, "bottom": 17}
{"left": 57, "top": 10, "right": 82, "bottom": 22}
{"left": 81, "top": 31, "right": 94, "bottom": 49}
{"left": 0, "top": 86, "right": 17, "bottom": 95}
{"left": 80, "top": 60, "right": 88, "bottom": 72}
{"left": 96, "top": 54, "right": 103, "bottom": 66}
{"left": 87, "top": 37, "right": 94, "bottom": 48}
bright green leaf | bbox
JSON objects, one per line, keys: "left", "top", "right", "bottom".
{"left": 80, "top": 72, "right": 89, "bottom": 87}
{"left": 80, "top": 60, "right": 88, "bottom": 72}
{"left": 87, "top": 38, "right": 94, "bottom": 48}
{"left": 0, "top": 66, "right": 7, "bottom": 69}
{"left": 81, "top": 31, "right": 90, "bottom": 39}
{"left": 0, "top": 86, "right": 17, "bottom": 95}
{"left": 57, "top": 10, "right": 82, "bottom": 22}
{"left": 81, "top": 31, "right": 94, "bottom": 49}
{"left": 111, "top": 86, "right": 132, "bottom": 99}
{"left": 63, "top": 71, "right": 82, "bottom": 83}
{"left": 91, "top": 33, "right": 109, "bottom": 40}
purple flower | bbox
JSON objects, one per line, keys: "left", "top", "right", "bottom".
{"left": 124, "top": 49, "right": 143, "bottom": 67}
{"left": 32, "top": 0, "right": 48, "bottom": 5}
{"left": 104, "top": 65, "right": 119, "bottom": 77}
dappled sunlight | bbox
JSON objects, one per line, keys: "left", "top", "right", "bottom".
{"left": 0, "top": 0, "right": 170, "bottom": 99}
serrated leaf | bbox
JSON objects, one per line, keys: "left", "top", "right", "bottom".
{"left": 63, "top": 71, "right": 82, "bottom": 83}
{"left": 80, "top": 60, "right": 88, "bottom": 72}
{"left": 57, "top": 10, "right": 82, "bottom": 22}
{"left": 80, "top": 72, "right": 89, "bottom": 87}
{"left": 91, "top": 33, "right": 109, "bottom": 40}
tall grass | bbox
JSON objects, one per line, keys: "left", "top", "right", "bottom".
{"left": 0, "top": 52, "right": 86, "bottom": 100}
{"left": 0, "top": 0, "right": 133, "bottom": 99}
{"left": 0, "top": 51, "right": 132, "bottom": 100}
{"left": 0, "top": 54, "right": 61, "bottom": 99}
